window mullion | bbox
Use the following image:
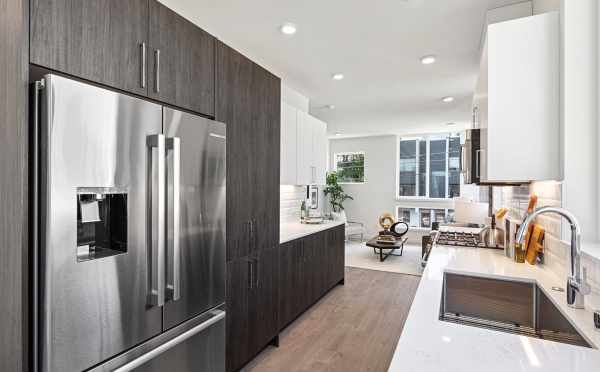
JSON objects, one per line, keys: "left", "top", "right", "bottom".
{"left": 445, "top": 137, "right": 449, "bottom": 199}
{"left": 415, "top": 139, "right": 419, "bottom": 197}
{"left": 425, "top": 139, "right": 430, "bottom": 198}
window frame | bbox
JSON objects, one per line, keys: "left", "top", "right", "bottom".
{"left": 395, "top": 206, "right": 455, "bottom": 230}
{"left": 333, "top": 151, "right": 366, "bottom": 184}
{"left": 396, "top": 134, "right": 460, "bottom": 201}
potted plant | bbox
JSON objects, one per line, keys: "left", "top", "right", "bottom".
{"left": 324, "top": 171, "right": 353, "bottom": 220}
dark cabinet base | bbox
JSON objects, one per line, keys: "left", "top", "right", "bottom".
{"left": 278, "top": 224, "right": 346, "bottom": 331}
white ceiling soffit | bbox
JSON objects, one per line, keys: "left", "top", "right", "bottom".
{"left": 160, "top": 0, "right": 524, "bottom": 136}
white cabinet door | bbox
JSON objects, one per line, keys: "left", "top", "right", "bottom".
{"left": 280, "top": 102, "right": 298, "bottom": 185}
{"left": 296, "top": 110, "right": 313, "bottom": 185}
{"left": 476, "top": 12, "right": 559, "bottom": 183}
{"left": 311, "top": 117, "right": 327, "bottom": 185}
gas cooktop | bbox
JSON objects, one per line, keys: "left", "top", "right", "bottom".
{"left": 436, "top": 231, "right": 499, "bottom": 249}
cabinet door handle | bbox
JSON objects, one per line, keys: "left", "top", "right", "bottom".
{"left": 247, "top": 258, "right": 254, "bottom": 289}
{"left": 254, "top": 257, "right": 260, "bottom": 288}
{"left": 154, "top": 49, "right": 161, "bottom": 93}
{"left": 249, "top": 220, "right": 255, "bottom": 251}
{"left": 140, "top": 42, "right": 147, "bottom": 88}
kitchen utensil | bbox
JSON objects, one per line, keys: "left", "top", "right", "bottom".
{"left": 480, "top": 215, "right": 504, "bottom": 248}
{"left": 514, "top": 242, "right": 526, "bottom": 263}
{"left": 525, "top": 225, "right": 545, "bottom": 265}
{"left": 495, "top": 208, "right": 509, "bottom": 220}
{"left": 522, "top": 194, "right": 538, "bottom": 221}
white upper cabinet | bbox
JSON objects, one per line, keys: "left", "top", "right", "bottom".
{"left": 280, "top": 102, "right": 298, "bottom": 185}
{"left": 311, "top": 116, "right": 327, "bottom": 185}
{"left": 296, "top": 110, "right": 313, "bottom": 185}
{"left": 475, "top": 12, "right": 560, "bottom": 183}
{"left": 281, "top": 103, "right": 328, "bottom": 185}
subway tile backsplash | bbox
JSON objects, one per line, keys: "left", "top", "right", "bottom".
{"left": 495, "top": 181, "right": 600, "bottom": 310}
{"left": 280, "top": 185, "right": 326, "bottom": 223}
{"left": 280, "top": 185, "right": 306, "bottom": 223}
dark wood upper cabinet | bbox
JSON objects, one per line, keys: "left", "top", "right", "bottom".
{"left": 30, "top": 0, "right": 149, "bottom": 96}
{"left": 148, "top": 0, "right": 215, "bottom": 116}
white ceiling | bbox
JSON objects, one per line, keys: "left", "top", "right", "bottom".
{"left": 160, "top": 0, "right": 525, "bottom": 136}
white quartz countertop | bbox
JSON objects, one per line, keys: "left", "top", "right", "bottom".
{"left": 280, "top": 220, "right": 345, "bottom": 244}
{"left": 388, "top": 244, "right": 600, "bottom": 372}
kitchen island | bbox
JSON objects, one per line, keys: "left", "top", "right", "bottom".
{"left": 389, "top": 244, "right": 600, "bottom": 372}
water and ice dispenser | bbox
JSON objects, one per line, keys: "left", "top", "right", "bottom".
{"left": 76, "top": 188, "right": 127, "bottom": 262}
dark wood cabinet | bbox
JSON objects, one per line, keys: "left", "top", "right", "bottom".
{"left": 328, "top": 225, "right": 346, "bottom": 288}
{"left": 216, "top": 42, "right": 254, "bottom": 262}
{"left": 279, "top": 239, "right": 307, "bottom": 329}
{"left": 217, "top": 41, "right": 280, "bottom": 372}
{"left": 30, "top": 0, "right": 149, "bottom": 96}
{"left": 1, "top": 1, "right": 28, "bottom": 371}
{"left": 30, "top": 0, "right": 216, "bottom": 115}
{"left": 148, "top": 0, "right": 215, "bottom": 116}
{"left": 226, "top": 248, "right": 279, "bottom": 372}
{"left": 279, "top": 225, "right": 345, "bottom": 331}
{"left": 216, "top": 42, "right": 280, "bottom": 262}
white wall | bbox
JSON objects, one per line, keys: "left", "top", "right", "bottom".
{"left": 328, "top": 135, "right": 399, "bottom": 237}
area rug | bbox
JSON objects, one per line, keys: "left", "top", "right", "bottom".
{"left": 344, "top": 240, "right": 424, "bottom": 276}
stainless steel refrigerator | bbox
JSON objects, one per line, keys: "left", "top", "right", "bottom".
{"left": 32, "top": 74, "right": 226, "bottom": 372}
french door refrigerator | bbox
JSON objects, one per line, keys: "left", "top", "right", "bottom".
{"left": 32, "top": 74, "right": 226, "bottom": 372}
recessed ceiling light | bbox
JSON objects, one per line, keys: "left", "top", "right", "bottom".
{"left": 280, "top": 22, "right": 297, "bottom": 35}
{"left": 420, "top": 55, "right": 436, "bottom": 65}
{"left": 446, "top": 122, "right": 456, "bottom": 126}
{"left": 442, "top": 96, "right": 455, "bottom": 103}
{"left": 335, "top": 132, "right": 341, "bottom": 136}
{"left": 332, "top": 73, "right": 344, "bottom": 81}
{"left": 327, "top": 105, "right": 336, "bottom": 110}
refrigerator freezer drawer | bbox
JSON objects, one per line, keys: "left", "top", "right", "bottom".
{"left": 90, "top": 308, "right": 225, "bottom": 372}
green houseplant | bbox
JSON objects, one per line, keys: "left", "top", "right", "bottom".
{"left": 324, "top": 171, "right": 353, "bottom": 214}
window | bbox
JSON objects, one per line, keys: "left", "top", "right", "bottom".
{"left": 398, "top": 141, "right": 416, "bottom": 195}
{"left": 397, "top": 135, "right": 461, "bottom": 199}
{"left": 334, "top": 152, "right": 365, "bottom": 183}
{"left": 397, "top": 207, "right": 455, "bottom": 228}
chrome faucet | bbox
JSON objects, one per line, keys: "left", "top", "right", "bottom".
{"left": 516, "top": 206, "right": 589, "bottom": 309}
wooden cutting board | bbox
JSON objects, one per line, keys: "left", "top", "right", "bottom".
{"left": 526, "top": 224, "right": 545, "bottom": 265}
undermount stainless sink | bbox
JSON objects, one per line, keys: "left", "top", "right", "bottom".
{"left": 440, "top": 272, "right": 592, "bottom": 348}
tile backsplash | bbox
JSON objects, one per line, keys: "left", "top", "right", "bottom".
{"left": 494, "top": 181, "right": 600, "bottom": 310}
{"left": 280, "top": 185, "right": 325, "bottom": 223}
{"left": 280, "top": 185, "right": 306, "bottom": 223}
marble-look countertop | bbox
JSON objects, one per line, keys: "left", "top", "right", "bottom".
{"left": 388, "top": 244, "right": 600, "bottom": 372}
{"left": 280, "top": 220, "right": 345, "bottom": 244}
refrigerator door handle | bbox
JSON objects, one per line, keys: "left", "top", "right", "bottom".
{"left": 113, "top": 310, "right": 226, "bottom": 372}
{"left": 166, "top": 137, "right": 181, "bottom": 301}
{"left": 147, "top": 134, "right": 166, "bottom": 307}
{"left": 31, "top": 79, "right": 45, "bottom": 372}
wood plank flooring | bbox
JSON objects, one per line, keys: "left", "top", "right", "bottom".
{"left": 243, "top": 267, "right": 421, "bottom": 372}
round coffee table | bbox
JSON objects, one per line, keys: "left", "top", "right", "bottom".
{"left": 366, "top": 236, "right": 408, "bottom": 262}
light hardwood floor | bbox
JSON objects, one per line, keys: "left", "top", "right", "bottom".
{"left": 244, "top": 267, "right": 421, "bottom": 372}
